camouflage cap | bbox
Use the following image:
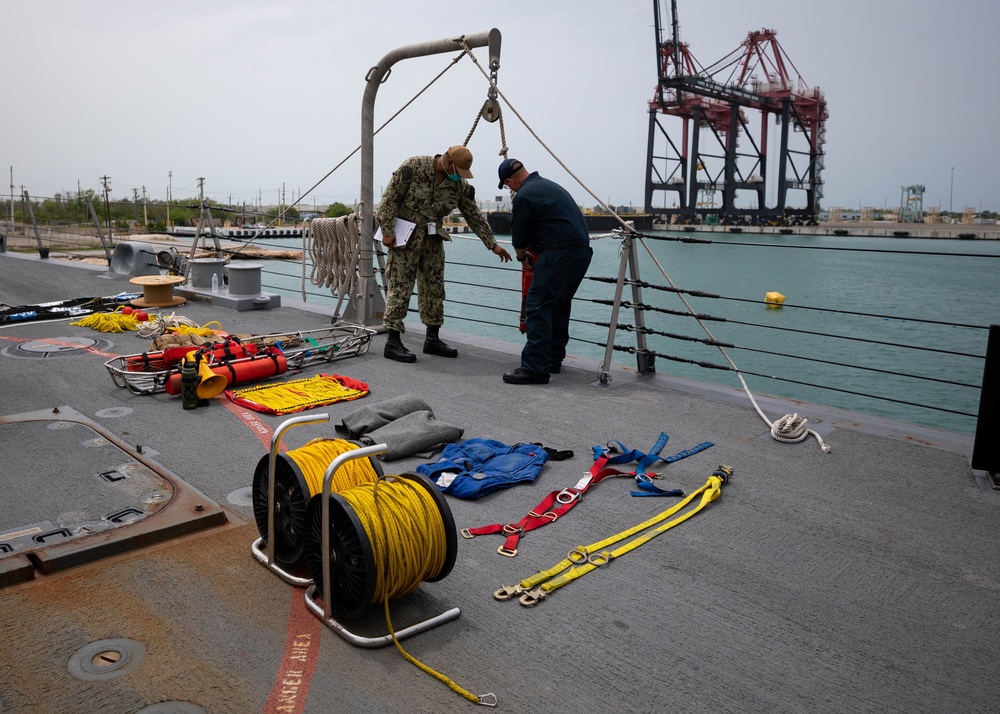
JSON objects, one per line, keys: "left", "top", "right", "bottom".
{"left": 446, "top": 145, "right": 474, "bottom": 179}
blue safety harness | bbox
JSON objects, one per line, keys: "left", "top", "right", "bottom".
{"left": 461, "top": 432, "right": 714, "bottom": 556}
{"left": 595, "top": 432, "right": 714, "bottom": 496}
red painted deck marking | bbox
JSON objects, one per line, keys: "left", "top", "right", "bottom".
{"left": 263, "top": 590, "right": 324, "bottom": 714}
{"left": 221, "top": 399, "right": 322, "bottom": 713}
{"left": 220, "top": 399, "right": 283, "bottom": 452}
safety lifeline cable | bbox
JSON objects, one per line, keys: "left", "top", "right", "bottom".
{"left": 494, "top": 465, "right": 732, "bottom": 607}
{"left": 355, "top": 476, "right": 497, "bottom": 707}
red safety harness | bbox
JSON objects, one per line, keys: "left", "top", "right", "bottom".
{"left": 461, "top": 434, "right": 713, "bottom": 556}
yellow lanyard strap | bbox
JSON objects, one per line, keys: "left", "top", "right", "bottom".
{"left": 494, "top": 466, "right": 731, "bottom": 607}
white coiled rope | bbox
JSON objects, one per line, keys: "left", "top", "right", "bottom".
{"left": 309, "top": 215, "right": 360, "bottom": 296}
{"left": 136, "top": 312, "right": 201, "bottom": 341}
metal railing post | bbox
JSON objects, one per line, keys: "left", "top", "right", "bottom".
{"left": 599, "top": 230, "right": 653, "bottom": 384}
{"left": 85, "top": 198, "right": 114, "bottom": 266}
{"left": 972, "top": 324, "right": 999, "bottom": 475}
{"left": 22, "top": 190, "right": 44, "bottom": 257}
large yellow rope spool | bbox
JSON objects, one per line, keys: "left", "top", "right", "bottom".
{"left": 303, "top": 473, "right": 458, "bottom": 621}
{"left": 251, "top": 438, "right": 382, "bottom": 569}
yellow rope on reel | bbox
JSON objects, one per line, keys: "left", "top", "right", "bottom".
{"left": 287, "top": 438, "right": 379, "bottom": 497}
{"left": 345, "top": 478, "right": 447, "bottom": 601}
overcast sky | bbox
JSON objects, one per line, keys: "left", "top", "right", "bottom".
{"left": 4, "top": 0, "right": 998, "bottom": 214}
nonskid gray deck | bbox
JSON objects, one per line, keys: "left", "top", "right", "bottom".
{"left": 0, "top": 252, "right": 996, "bottom": 714}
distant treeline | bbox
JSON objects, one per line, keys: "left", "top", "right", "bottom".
{"left": 1, "top": 193, "right": 353, "bottom": 232}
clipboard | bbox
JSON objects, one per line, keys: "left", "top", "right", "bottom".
{"left": 374, "top": 218, "right": 417, "bottom": 247}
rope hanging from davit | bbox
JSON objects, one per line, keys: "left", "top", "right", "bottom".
{"left": 308, "top": 214, "right": 361, "bottom": 296}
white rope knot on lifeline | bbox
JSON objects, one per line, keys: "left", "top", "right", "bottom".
{"left": 308, "top": 215, "right": 361, "bottom": 295}
{"left": 770, "top": 413, "right": 831, "bottom": 453}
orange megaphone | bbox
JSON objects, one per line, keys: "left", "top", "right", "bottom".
{"left": 189, "top": 350, "right": 228, "bottom": 399}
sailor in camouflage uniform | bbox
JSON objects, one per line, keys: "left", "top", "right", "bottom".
{"left": 377, "top": 145, "right": 511, "bottom": 362}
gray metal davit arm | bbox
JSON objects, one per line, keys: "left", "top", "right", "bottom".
{"left": 347, "top": 29, "right": 501, "bottom": 328}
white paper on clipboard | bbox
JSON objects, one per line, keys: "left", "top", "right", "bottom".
{"left": 374, "top": 218, "right": 417, "bottom": 247}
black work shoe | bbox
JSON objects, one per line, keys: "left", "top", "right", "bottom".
{"left": 384, "top": 341, "right": 416, "bottom": 363}
{"left": 550, "top": 363, "right": 562, "bottom": 374}
{"left": 423, "top": 337, "right": 458, "bottom": 358}
{"left": 502, "top": 368, "right": 549, "bottom": 385}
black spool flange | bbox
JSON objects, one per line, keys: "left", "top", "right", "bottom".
{"left": 252, "top": 452, "right": 312, "bottom": 567}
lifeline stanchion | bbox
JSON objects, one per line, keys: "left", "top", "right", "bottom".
{"left": 250, "top": 413, "right": 332, "bottom": 585}
{"left": 302, "top": 444, "right": 461, "bottom": 647}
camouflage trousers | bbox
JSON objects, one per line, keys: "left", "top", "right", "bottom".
{"left": 383, "top": 236, "right": 446, "bottom": 333}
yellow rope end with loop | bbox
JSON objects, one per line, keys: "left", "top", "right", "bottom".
{"left": 352, "top": 475, "right": 494, "bottom": 707}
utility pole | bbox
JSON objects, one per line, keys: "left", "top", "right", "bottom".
{"left": 167, "top": 171, "right": 172, "bottom": 229}
{"left": 142, "top": 185, "right": 148, "bottom": 226}
{"left": 8, "top": 166, "right": 13, "bottom": 227}
{"left": 950, "top": 166, "right": 955, "bottom": 215}
{"left": 100, "top": 175, "right": 113, "bottom": 242}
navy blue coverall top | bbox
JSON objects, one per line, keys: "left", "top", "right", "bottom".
{"left": 509, "top": 172, "right": 593, "bottom": 375}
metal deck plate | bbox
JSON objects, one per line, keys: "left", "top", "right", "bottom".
{"left": 0, "top": 406, "right": 227, "bottom": 587}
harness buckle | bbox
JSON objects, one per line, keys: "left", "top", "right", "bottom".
{"left": 542, "top": 511, "right": 559, "bottom": 522}
{"left": 567, "top": 546, "right": 589, "bottom": 563}
{"left": 502, "top": 523, "right": 523, "bottom": 535}
{"left": 493, "top": 584, "right": 523, "bottom": 601}
{"left": 518, "top": 588, "right": 546, "bottom": 607}
{"left": 555, "top": 488, "right": 579, "bottom": 505}
{"left": 460, "top": 528, "right": 475, "bottom": 539}
{"left": 587, "top": 551, "right": 614, "bottom": 567}
{"left": 497, "top": 546, "right": 518, "bottom": 557}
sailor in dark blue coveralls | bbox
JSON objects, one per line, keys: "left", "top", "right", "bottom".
{"left": 498, "top": 159, "right": 593, "bottom": 385}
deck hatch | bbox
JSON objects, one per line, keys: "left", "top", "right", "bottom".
{"left": 0, "top": 406, "right": 227, "bottom": 586}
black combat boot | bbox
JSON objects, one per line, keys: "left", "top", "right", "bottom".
{"left": 423, "top": 325, "right": 458, "bottom": 358}
{"left": 384, "top": 329, "right": 416, "bottom": 363}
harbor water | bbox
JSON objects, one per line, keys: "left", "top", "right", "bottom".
{"left": 248, "top": 230, "right": 1000, "bottom": 436}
